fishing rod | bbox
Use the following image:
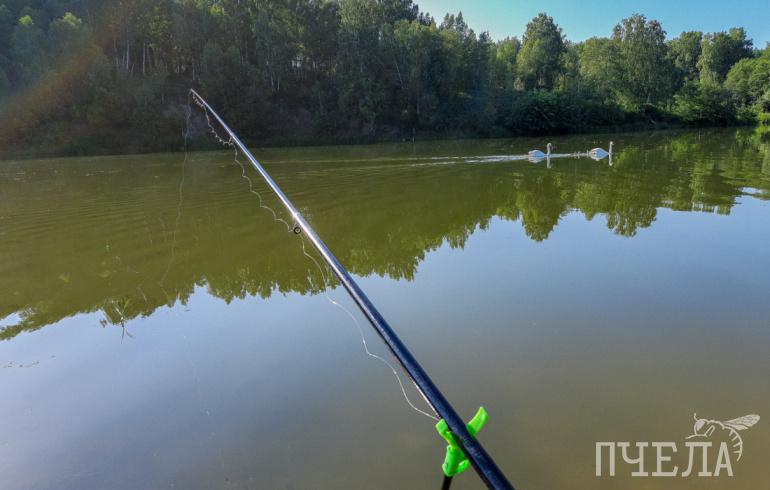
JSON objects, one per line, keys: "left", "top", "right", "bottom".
{"left": 189, "top": 89, "right": 514, "bottom": 490}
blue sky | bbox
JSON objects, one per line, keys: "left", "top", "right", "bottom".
{"left": 416, "top": 0, "right": 770, "bottom": 46}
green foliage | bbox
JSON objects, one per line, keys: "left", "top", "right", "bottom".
{"left": 10, "top": 13, "right": 45, "bottom": 83}
{"left": 724, "top": 48, "right": 770, "bottom": 117}
{"left": 0, "top": 1, "right": 768, "bottom": 155}
{"left": 48, "top": 12, "right": 88, "bottom": 56}
{"left": 489, "top": 37, "right": 520, "bottom": 89}
{"left": 0, "top": 4, "right": 13, "bottom": 58}
{"left": 674, "top": 80, "right": 734, "bottom": 124}
{"left": 577, "top": 37, "right": 620, "bottom": 100}
{"left": 759, "top": 90, "right": 770, "bottom": 113}
{"left": 0, "top": 66, "right": 10, "bottom": 95}
{"left": 612, "top": 14, "right": 674, "bottom": 109}
{"left": 668, "top": 31, "right": 702, "bottom": 85}
{"left": 336, "top": 0, "right": 385, "bottom": 133}
{"left": 387, "top": 19, "right": 443, "bottom": 128}
{"left": 725, "top": 57, "right": 757, "bottom": 106}
{"left": 517, "top": 13, "right": 565, "bottom": 90}
{"left": 699, "top": 28, "right": 753, "bottom": 82}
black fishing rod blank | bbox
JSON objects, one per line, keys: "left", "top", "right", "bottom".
{"left": 189, "top": 89, "right": 514, "bottom": 490}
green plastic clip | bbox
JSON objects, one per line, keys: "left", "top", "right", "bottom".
{"left": 435, "top": 407, "right": 489, "bottom": 478}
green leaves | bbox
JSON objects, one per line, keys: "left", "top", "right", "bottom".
{"left": 517, "top": 13, "right": 565, "bottom": 91}
{"left": 1, "top": 1, "right": 769, "bottom": 154}
{"left": 699, "top": 28, "right": 753, "bottom": 83}
{"left": 612, "top": 14, "right": 673, "bottom": 109}
{"left": 674, "top": 80, "right": 733, "bottom": 124}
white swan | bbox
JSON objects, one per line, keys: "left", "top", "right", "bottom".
{"left": 528, "top": 142, "right": 552, "bottom": 159}
{"left": 588, "top": 141, "right": 613, "bottom": 159}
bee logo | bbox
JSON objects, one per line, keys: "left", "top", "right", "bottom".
{"left": 687, "top": 414, "right": 760, "bottom": 461}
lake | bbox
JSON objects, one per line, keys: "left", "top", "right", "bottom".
{"left": 1, "top": 128, "right": 769, "bottom": 489}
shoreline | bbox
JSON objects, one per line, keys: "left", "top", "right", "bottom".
{"left": 0, "top": 122, "right": 759, "bottom": 162}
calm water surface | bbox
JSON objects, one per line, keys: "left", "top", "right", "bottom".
{"left": 1, "top": 129, "right": 770, "bottom": 489}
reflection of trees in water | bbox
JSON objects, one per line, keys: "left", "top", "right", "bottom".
{"left": 515, "top": 173, "right": 564, "bottom": 241}
{"left": 574, "top": 152, "right": 661, "bottom": 237}
{"left": 2, "top": 130, "right": 769, "bottom": 338}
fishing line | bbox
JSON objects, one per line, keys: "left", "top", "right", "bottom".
{"left": 297, "top": 235, "right": 438, "bottom": 420}
{"left": 194, "top": 96, "right": 293, "bottom": 232}
{"left": 159, "top": 95, "right": 193, "bottom": 286}
{"left": 192, "top": 99, "right": 438, "bottom": 421}
{"left": 232, "top": 152, "right": 292, "bottom": 232}
{"left": 137, "top": 286, "right": 149, "bottom": 307}
{"left": 188, "top": 91, "right": 515, "bottom": 490}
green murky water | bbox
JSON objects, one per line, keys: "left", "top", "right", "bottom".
{"left": 1, "top": 128, "right": 769, "bottom": 489}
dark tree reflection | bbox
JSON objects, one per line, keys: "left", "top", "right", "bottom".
{"left": 1, "top": 129, "right": 768, "bottom": 338}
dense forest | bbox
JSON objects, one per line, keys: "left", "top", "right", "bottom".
{"left": 1, "top": 0, "right": 769, "bottom": 155}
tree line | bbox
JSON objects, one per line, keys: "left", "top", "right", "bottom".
{"left": 1, "top": 0, "right": 769, "bottom": 154}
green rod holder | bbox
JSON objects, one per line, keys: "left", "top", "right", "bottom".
{"left": 436, "top": 407, "right": 489, "bottom": 478}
